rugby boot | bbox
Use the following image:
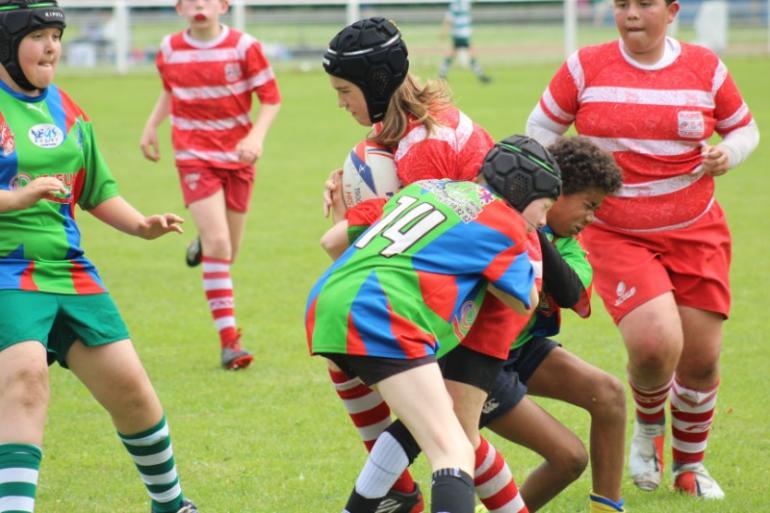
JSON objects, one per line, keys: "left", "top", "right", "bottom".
{"left": 673, "top": 462, "right": 725, "bottom": 499}
{"left": 185, "top": 237, "right": 202, "bottom": 267}
{"left": 629, "top": 420, "right": 665, "bottom": 491}
{"left": 376, "top": 482, "right": 424, "bottom": 513}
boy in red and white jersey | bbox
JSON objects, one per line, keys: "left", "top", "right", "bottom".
{"left": 140, "top": 0, "right": 281, "bottom": 370}
{"left": 526, "top": 0, "right": 759, "bottom": 502}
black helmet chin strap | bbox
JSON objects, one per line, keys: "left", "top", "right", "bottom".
{"left": 0, "top": 1, "right": 66, "bottom": 91}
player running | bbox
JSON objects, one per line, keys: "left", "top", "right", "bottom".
{"left": 526, "top": 0, "right": 759, "bottom": 499}
{"left": 140, "top": 0, "right": 281, "bottom": 370}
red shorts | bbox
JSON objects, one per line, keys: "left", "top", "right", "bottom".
{"left": 581, "top": 203, "right": 731, "bottom": 324}
{"left": 177, "top": 166, "right": 255, "bottom": 213}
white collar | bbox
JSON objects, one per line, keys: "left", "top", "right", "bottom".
{"left": 183, "top": 24, "right": 230, "bottom": 49}
{"left": 619, "top": 36, "right": 681, "bottom": 70}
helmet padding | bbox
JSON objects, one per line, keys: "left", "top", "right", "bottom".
{"left": 323, "top": 17, "right": 409, "bottom": 124}
{"left": 0, "top": 0, "right": 66, "bottom": 91}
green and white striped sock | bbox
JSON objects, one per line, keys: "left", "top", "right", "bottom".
{"left": 0, "top": 443, "right": 41, "bottom": 513}
{"left": 119, "top": 417, "right": 184, "bottom": 513}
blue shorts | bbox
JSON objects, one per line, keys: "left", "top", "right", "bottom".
{"left": 479, "top": 337, "right": 560, "bottom": 426}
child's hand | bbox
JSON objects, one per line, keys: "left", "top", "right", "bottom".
{"left": 140, "top": 127, "right": 160, "bottom": 162}
{"left": 701, "top": 145, "right": 730, "bottom": 176}
{"left": 14, "top": 176, "right": 68, "bottom": 209}
{"left": 323, "top": 168, "right": 343, "bottom": 218}
{"left": 235, "top": 135, "right": 263, "bottom": 164}
{"left": 137, "top": 213, "right": 184, "bottom": 239}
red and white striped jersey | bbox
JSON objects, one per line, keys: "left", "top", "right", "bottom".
{"left": 346, "top": 106, "right": 494, "bottom": 227}
{"left": 157, "top": 26, "right": 281, "bottom": 170}
{"left": 538, "top": 38, "right": 752, "bottom": 231}
{"left": 374, "top": 105, "right": 494, "bottom": 184}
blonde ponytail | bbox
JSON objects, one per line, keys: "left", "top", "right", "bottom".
{"left": 370, "top": 74, "right": 453, "bottom": 148}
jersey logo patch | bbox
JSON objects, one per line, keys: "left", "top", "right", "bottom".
{"left": 28, "top": 124, "right": 64, "bottom": 148}
{"left": 0, "top": 118, "right": 15, "bottom": 156}
{"left": 677, "top": 111, "right": 705, "bottom": 138}
{"left": 225, "top": 62, "right": 242, "bottom": 83}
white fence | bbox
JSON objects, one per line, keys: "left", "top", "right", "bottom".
{"left": 57, "top": 0, "right": 770, "bottom": 73}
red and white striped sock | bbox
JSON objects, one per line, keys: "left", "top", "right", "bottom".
{"left": 474, "top": 436, "right": 528, "bottom": 513}
{"left": 328, "top": 368, "right": 415, "bottom": 494}
{"left": 670, "top": 379, "right": 719, "bottom": 466}
{"left": 202, "top": 257, "right": 239, "bottom": 348}
{"left": 630, "top": 377, "right": 673, "bottom": 425}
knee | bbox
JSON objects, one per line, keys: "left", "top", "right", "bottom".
{"left": 201, "top": 234, "right": 232, "bottom": 260}
{"left": 628, "top": 332, "right": 681, "bottom": 371}
{"left": 550, "top": 439, "right": 588, "bottom": 482}
{"left": 2, "top": 364, "right": 49, "bottom": 414}
{"left": 112, "top": 373, "right": 157, "bottom": 416}
{"left": 589, "top": 374, "right": 627, "bottom": 420}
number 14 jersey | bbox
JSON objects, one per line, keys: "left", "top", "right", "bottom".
{"left": 306, "top": 179, "right": 534, "bottom": 360}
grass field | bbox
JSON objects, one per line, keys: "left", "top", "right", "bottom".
{"left": 35, "top": 54, "right": 770, "bottom": 513}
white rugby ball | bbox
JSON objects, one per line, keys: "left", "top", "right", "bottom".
{"left": 341, "top": 140, "right": 401, "bottom": 208}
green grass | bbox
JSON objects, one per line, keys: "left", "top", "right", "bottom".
{"left": 34, "top": 55, "right": 770, "bottom": 513}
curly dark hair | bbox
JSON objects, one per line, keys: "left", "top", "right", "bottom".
{"left": 547, "top": 136, "right": 622, "bottom": 196}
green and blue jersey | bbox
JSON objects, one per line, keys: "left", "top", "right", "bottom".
{"left": 0, "top": 82, "right": 119, "bottom": 294}
{"left": 306, "top": 179, "right": 534, "bottom": 359}
{"left": 512, "top": 228, "right": 592, "bottom": 350}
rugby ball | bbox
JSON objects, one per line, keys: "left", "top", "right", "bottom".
{"left": 341, "top": 141, "right": 401, "bottom": 208}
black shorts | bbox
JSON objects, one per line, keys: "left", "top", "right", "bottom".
{"left": 439, "top": 344, "right": 505, "bottom": 393}
{"left": 479, "top": 367, "right": 527, "bottom": 427}
{"left": 320, "top": 353, "right": 436, "bottom": 387}
{"left": 505, "top": 336, "right": 560, "bottom": 383}
{"left": 453, "top": 36, "right": 470, "bottom": 49}
{"left": 478, "top": 337, "right": 560, "bottom": 427}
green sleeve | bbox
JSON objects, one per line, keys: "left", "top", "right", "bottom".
{"left": 554, "top": 236, "right": 592, "bottom": 289}
{"left": 77, "top": 119, "right": 120, "bottom": 211}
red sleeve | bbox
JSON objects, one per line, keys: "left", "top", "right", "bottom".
{"left": 539, "top": 55, "right": 581, "bottom": 125}
{"left": 244, "top": 42, "right": 281, "bottom": 104}
{"left": 345, "top": 198, "right": 387, "bottom": 228}
{"left": 155, "top": 47, "right": 172, "bottom": 93}
{"left": 712, "top": 63, "right": 752, "bottom": 136}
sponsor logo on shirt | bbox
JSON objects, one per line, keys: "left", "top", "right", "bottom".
{"left": 225, "top": 62, "right": 242, "bottom": 83}
{"left": 614, "top": 280, "right": 637, "bottom": 307}
{"left": 0, "top": 119, "right": 15, "bottom": 156}
{"left": 10, "top": 172, "right": 74, "bottom": 203}
{"left": 28, "top": 124, "right": 64, "bottom": 148}
{"left": 677, "top": 110, "right": 705, "bottom": 138}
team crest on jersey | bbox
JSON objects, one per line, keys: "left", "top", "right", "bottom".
{"left": 0, "top": 118, "right": 15, "bottom": 156}
{"left": 28, "top": 124, "right": 64, "bottom": 148}
{"left": 677, "top": 111, "right": 705, "bottom": 138}
{"left": 9, "top": 172, "right": 32, "bottom": 190}
{"left": 457, "top": 298, "right": 480, "bottom": 334}
{"left": 224, "top": 62, "right": 242, "bottom": 83}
